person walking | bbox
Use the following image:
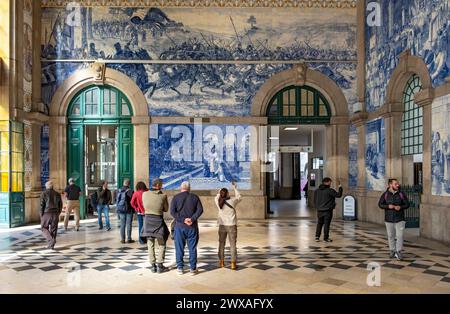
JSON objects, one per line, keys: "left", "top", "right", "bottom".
{"left": 378, "top": 178, "right": 410, "bottom": 260}
{"left": 116, "top": 179, "right": 135, "bottom": 244}
{"left": 215, "top": 182, "right": 242, "bottom": 270}
{"left": 130, "top": 181, "right": 148, "bottom": 245}
{"left": 63, "top": 178, "right": 81, "bottom": 231}
{"left": 170, "top": 181, "right": 204, "bottom": 275}
{"left": 313, "top": 177, "right": 343, "bottom": 242}
{"left": 40, "top": 181, "right": 63, "bottom": 249}
{"left": 141, "top": 178, "right": 170, "bottom": 273}
{"left": 97, "top": 181, "right": 112, "bottom": 231}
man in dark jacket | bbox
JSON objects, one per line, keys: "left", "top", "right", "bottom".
{"left": 170, "top": 181, "right": 204, "bottom": 275}
{"left": 314, "top": 177, "right": 343, "bottom": 242}
{"left": 116, "top": 179, "right": 135, "bottom": 244}
{"left": 97, "top": 181, "right": 112, "bottom": 231}
{"left": 40, "top": 181, "right": 63, "bottom": 249}
{"left": 378, "top": 178, "right": 410, "bottom": 260}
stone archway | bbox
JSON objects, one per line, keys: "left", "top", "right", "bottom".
{"left": 383, "top": 50, "right": 432, "bottom": 184}
{"left": 48, "top": 64, "right": 150, "bottom": 191}
{"left": 252, "top": 64, "right": 350, "bottom": 215}
{"left": 252, "top": 64, "right": 349, "bottom": 120}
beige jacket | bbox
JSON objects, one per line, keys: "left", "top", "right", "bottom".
{"left": 214, "top": 187, "right": 242, "bottom": 226}
{"left": 142, "top": 189, "right": 169, "bottom": 216}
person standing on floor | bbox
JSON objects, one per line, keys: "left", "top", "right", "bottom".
{"left": 97, "top": 180, "right": 112, "bottom": 231}
{"left": 130, "top": 181, "right": 148, "bottom": 245}
{"left": 378, "top": 178, "right": 410, "bottom": 261}
{"left": 170, "top": 181, "right": 204, "bottom": 275}
{"left": 63, "top": 178, "right": 81, "bottom": 231}
{"left": 313, "top": 177, "right": 343, "bottom": 242}
{"left": 215, "top": 182, "right": 242, "bottom": 270}
{"left": 40, "top": 181, "right": 63, "bottom": 249}
{"left": 116, "top": 179, "right": 135, "bottom": 244}
{"left": 141, "top": 178, "right": 170, "bottom": 273}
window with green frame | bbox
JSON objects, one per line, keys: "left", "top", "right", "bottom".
{"left": 267, "top": 85, "right": 331, "bottom": 124}
{"left": 68, "top": 86, "right": 133, "bottom": 120}
{"left": 401, "top": 75, "right": 423, "bottom": 155}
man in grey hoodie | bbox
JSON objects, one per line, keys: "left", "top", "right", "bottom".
{"left": 313, "top": 177, "right": 343, "bottom": 242}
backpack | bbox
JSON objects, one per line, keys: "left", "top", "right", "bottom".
{"left": 116, "top": 188, "right": 129, "bottom": 213}
{"left": 90, "top": 191, "right": 98, "bottom": 208}
{"left": 384, "top": 191, "right": 405, "bottom": 202}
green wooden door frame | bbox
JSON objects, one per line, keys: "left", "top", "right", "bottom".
{"left": 267, "top": 85, "right": 332, "bottom": 125}
{"left": 67, "top": 86, "right": 134, "bottom": 219}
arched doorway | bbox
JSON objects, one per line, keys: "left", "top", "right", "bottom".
{"left": 265, "top": 85, "right": 332, "bottom": 218}
{"left": 67, "top": 85, "right": 134, "bottom": 218}
{"left": 253, "top": 65, "right": 349, "bottom": 218}
{"left": 48, "top": 65, "right": 150, "bottom": 221}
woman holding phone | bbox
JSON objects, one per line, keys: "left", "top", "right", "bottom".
{"left": 215, "top": 182, "right": 242, "bottom": 270}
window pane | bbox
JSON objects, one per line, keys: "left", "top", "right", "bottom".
{"left": 290, "top": 106, "right": 296, "bottom": 116}
{"left": 319, "top": 105, "right": 327, "bottom": 116}
{"left": 283, "top": 106, "right": 289, "bottom": 116}
{"left": 301, "top": 89, "right": 307, "bottom": 104}
{"left": 0, "top": 172, "right": 8, "bottom": 192}
{"left": 301, "top": 106, "right": 308, "bottom": 116}
{"left": 289, "top": 88, "right": 296, "bottom": 105}
{"left": 283, "top": 91, "right": 289, "bottom": 105}
{"left": 122, "top": 100, "right": 130, "bottom": 116}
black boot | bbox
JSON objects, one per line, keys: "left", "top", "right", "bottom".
{"left": 157, "top": 263, "right": 167, "bottom": 273}
{"left": 151, "top": 263, "right": 157, "bottom": 273}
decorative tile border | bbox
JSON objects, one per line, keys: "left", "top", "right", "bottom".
{"left": 41, "top": 0, "right": 357, "bottom": 8}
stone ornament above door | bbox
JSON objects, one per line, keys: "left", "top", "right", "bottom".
{"left": 41, "top": 0, "right": 357, "bottom": 8}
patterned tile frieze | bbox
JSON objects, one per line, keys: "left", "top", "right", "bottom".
{"left": 41, "top": 0, "right": 357, "bottom": 8}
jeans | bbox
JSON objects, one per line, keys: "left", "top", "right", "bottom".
{"left": 147, "top": 237, "right": 166, "bottom": 264}
{"left": 385, "top": 221, "right": 406, "bottom": 252}
{"left": 97, "top": 205, "right": 110, "bottom": 229}
{"left": 315, "top": 210, "right": 333, "bottom": 239}
{"left": 118, "top": 212, "right": 133, "bottom": 241}
{"left": 218, "top": 225, "right": 238, "bottom": 261}
{"left": 137, "top": 214, "right": 145, "bottom": 244}
{"left": 174, "top": 226, "right": 199, "bottom": 270}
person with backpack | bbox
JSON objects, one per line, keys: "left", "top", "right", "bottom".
{"left": 215, "top": 182, "right": 242, "bottom": 270}
{"left": 378, "top": 178, "right": 410, "bottom": 260}
{"left": 130, "top": 181, "right": 148, "bottom": 245}
{"left": 170, "top": 181, "right": 204, "bottom": 275}
{"left": 313, "top": 177, "right": 343, "bottom": 242}
{"left": 141, "top": 178, "right": 170, "bottom": 273}
{"left": 97, "top": 180, "right": 112, "bottom": 231}
{"left": 117, "top": 179, "right": 135, "bottom": 244}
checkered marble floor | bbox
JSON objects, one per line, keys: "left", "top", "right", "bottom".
{"left": 0, "top": 218, "right": 449, "bottom": 293}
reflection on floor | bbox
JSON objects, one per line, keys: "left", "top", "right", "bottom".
{"left": 1, "top": 217, "right": 450, "bottom": 293}
{"left": 270, "top": 198, "right": 314, "bottom": 218}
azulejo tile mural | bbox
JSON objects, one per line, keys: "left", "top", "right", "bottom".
{"left": 41, "top": 6, "right": 357, "bottom": 115}
{"left": 365, "top": 118, "right": 385, "bottom": 191}
{"left": 149, "top": 124, "right": 256, "bottom": 190}
{"left": 431, "top": 95, "right": 450, "bottom": 196}
{"left": 348, "top": 124, "right": 357, "bottom": 188}
{"left": 40, "top": 125, "right": 50, "bottom": 190}
{"left": 365, "top": 0, "right": 449, "bottom": 112}
{"left": 40, "top": 0, "right": 357, "bottom": 9}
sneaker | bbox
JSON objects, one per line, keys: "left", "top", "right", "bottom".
{"left": 315, "top": 237, "right": 320, "bottom": 242}
{"left": 177, "top": 268, "right": 184, "bottom": 275}
{"left": 324, "top": 238, "right": 333, "bottom": 242}
{"left": 389, "top": 251, "right": 396, "bottom": 258}
{"left": 190, "top": 269, "right": 199, "bottom": 276}
{"left": 98, "top": 227, "right": 103, "bottom": 230}
{"left": 127, "top": 239, "right": 135, "bottom": 244}
{"left": 395, "top": 251, "right": 403, "bottom": 261}
{"left": 106, "top": 227, "right": 111, "bottom": 231}
{"left": 151, "top": 263, "right": 157, "bottom": 273}
{"left": 76, "top": 227, "right": 79, "bottom": 232}
{"left": 120, "top": 240, "right": 126, "bottom": 244}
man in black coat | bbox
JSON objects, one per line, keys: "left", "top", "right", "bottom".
{"left": 313, "top": 177, "right": 343, "bottom": 242}
{"left": 378, "top": 178, "right": 410, "bottom": 260}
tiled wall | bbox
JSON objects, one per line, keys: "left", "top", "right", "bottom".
{"left": 365, "top": 118, "right": 385, "bottom": 191}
